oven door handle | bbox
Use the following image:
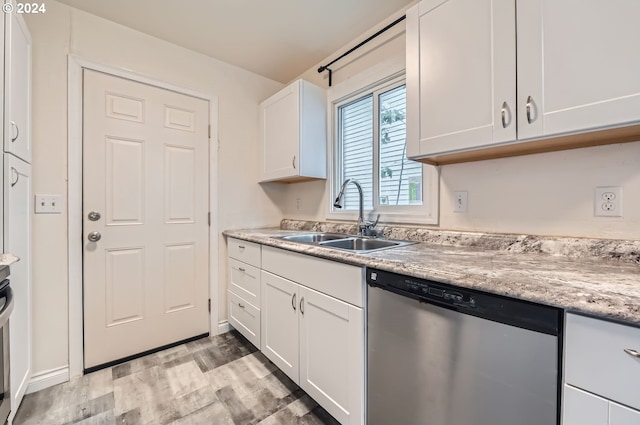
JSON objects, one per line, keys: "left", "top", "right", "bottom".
{"left": 0, "top": 287, "right": 14, "bottom": 328}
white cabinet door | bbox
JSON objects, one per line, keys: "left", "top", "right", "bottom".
{"left": 260, "top": 82, "right": 299, "bottom": 180}
{"left": 299, "top": 286, "right": 364, "bottom": 425}
{"left": 517, "top": 0, "right": 640, "bottom": 140}
{"left": 259, "top": 80, "right": 326, "bottom": 183}
{"left": 406, "top": 0, "right": 515, "bottom": 158}
{"left": 4, "top": 11, "right": 31, "bottom": 163}
{"left": 4, "top": 155, "right": 31, "bottom": 421}
{"left": 260, "top": 271, "right": 299, "bottom": 383}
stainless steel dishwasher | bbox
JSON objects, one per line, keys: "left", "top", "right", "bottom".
{"left": 367, "top": 268, "right": 561, "bottom": 425}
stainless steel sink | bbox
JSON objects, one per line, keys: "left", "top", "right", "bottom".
{"left": 276, "top": 232, "right": 414, "bottom": 253}
{"left": 320, "top": 237, "right": 413, "bottom": 253}
{"left": 280, "top": 233, "right": 347, "bottom": 243}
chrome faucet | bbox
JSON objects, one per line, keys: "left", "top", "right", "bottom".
{"left": 333, "top": 179, "right": 379, "bottom": 236}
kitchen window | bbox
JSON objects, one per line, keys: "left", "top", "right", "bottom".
{"left": 330, "top": 74, "right": 438, "bottom": 224}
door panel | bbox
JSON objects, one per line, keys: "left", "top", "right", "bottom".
{"left": 299, "top": 286, "right": 363, "bottom": 425}
{"left": 83, "top": 70, "right": 209, "bottom": 369}
{"left": 260, "top": 270, "right": 299, "bottom": 383}
{"left": 4, "top": 155, "right": 31, "bottom": 414}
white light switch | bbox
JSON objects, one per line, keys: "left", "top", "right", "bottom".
{"left": 453, "top": 191, "right": 468, "bottom": 213}
{"left": 35, "top": 194, "right": 63, "bottom": 214}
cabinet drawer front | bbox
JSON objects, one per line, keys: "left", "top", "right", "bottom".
{"left": 228, "top": 291, "right": 260, "bottom": 348}
{"left": 562, "top": 385, "right": 608, "bottom": 425}
{"left": 228, "top": 238, "right": 261, "bottom": 267}
{"left": 228, "top": 259, "right": 260, "bottom": 308}
{"left": 262, "top": 246, "right": 364, "bottom": 307}
{"left": 565, "top": 313, "right": 640, "bottom": 411}
{"left": 610, "top": 402, "right": 640, "bottom": 425}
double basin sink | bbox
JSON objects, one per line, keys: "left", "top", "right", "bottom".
{"left": 276, "top": 232, "right": 415, "bottom": 253}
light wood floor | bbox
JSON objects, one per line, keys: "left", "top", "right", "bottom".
{"left": 14, "top": 330, "right": 340, "bottom": 425}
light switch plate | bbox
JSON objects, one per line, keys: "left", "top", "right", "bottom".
{"left": 35, "top": 194, "right": 62, "bottom": 214}
{"left": 453, "top": 191, "right": 468, "bottom": 213}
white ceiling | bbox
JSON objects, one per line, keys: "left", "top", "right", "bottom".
{"left": 55, "top": 0, "right": 416, "bottom": 83}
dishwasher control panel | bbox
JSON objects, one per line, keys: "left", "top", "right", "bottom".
{"left": 368, "top": 270, "right": 476, "bottom": 308}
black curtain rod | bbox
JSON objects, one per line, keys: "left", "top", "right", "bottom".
{"left": 317, "top": 14, "right": 406, "bottom": 87}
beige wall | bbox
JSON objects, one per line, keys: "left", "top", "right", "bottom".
{"left": 25, "top": 1, "right": 285, "bottom": 376}
{"left": 280, "top": 9, "right": 640, "bottom": 240}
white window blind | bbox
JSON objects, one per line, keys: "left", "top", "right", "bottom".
{"left": 338, "top": 95, "right": 374, "bottom": 209}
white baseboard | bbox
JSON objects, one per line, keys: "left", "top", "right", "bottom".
{"left": 26, "top": 366, "right": 69, "bottom": 394}
{"left": 217, "top": 320, "right": 230, "bottom": 334}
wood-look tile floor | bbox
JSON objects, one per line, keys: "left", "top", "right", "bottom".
{"left": 14, "top": 330, "right": 340, "bottom": 425}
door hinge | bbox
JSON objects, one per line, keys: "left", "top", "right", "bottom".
{"left": 208, "top": 212, "right": 211, "bottom": 226}
{"left": 208, "top": 298, "right": 211, "bottom": 313}
{"left": 208, "top": 125, "right": 211, "bottom": 139}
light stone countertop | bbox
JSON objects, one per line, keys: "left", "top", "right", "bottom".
{"left": 0, "top": 253, "right": 19, "bottom": 267}
{"left": 224, "top": 225, "right": 640, "bottom": 326}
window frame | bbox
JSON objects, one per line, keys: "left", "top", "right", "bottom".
{"left": 326, "top": 67, "right": 439, "bottom": 225}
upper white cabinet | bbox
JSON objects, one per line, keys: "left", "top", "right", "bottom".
{"left": 406, "top": 0, "right": 516, "bottom": 158}
{"left": 259, "top": 79, "right": 326, "bottom": 183}
{"left": 4, "top": 10, "right": 31, "bottom": 163}
{"left": 407, "top": 0, "right": 640, "bottom": 164}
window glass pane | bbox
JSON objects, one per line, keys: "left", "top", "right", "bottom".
{"left": 378, "top": 85, "right": 422, "bottom": 206}
{"left": 338, "top": 95, "right": 374, "bottom": 210}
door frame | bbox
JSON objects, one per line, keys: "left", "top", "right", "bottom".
{"left": 67, "top": 55, "right": 221, "bottom": 378}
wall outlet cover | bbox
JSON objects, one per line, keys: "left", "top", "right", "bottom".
{"left": 594, "top": 187, "right": 622, "bottom": 217}
{"left": 453, "top": 191, "right": 468, "bottom": 213}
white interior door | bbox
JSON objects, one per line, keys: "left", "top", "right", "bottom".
{"left": 82, "top": 69, "right": 210, "bottom": 369}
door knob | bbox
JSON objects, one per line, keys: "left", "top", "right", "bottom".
{"left": 88, "top": 232, "right": 102, "bottom": 242}
{"left": 88, "top": 211, "right": 101, "bottom": 221}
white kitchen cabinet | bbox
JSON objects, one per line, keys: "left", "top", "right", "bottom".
{"left": 4, "top": 155, "right": 31, "bottom": 423}
{"left": 261, "top": 246, "right": 364, "bottom": 425}
{"left": 227, "top": 238, "right": 261, "bottom": 347}
{"left": 563, "top": 313, "right": 640, "bottom": 425}
{"left": 517, "top": 0, "right": 640, "bottom": 140}
{"left": 298, "top": 285, "right": 363, "bottom": 425}
{"left": 261, "top": 270, "right": 299, "bottom": 382}
{"left": 259, "top": 79, "right": 326, "bottom": 183}
{"left": 405, "top": 0, "right": 516, "bottom": 158}
{"left": 406, "top": 0, "right": 640, "bottom": 164}
{"left": 4, "top": 9, "right": 31, "bottom": 163}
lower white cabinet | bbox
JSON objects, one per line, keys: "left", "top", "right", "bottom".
{"left": 261, "top": 271, "right": 299, "bottom": 381}
{"left": 4, "top": 154, "right": 31, "bottom": 421}
{"left": 563, "top": 385, "right": 640, "bottom": 425}
{"left": 227, "top": 239, "right": 262, "bottom": 347}
{"left": 563, "top": 313, "right": 640, "bottom": 425}
{"left": 261, "top": 246, "right": 365, "bottom": 425}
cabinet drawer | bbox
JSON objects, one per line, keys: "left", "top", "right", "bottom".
{"left": 228, "top": 238, "right": 261, "bottom": 267}
{"left": 562, "top": 385, "right": 608, "bottom": 425}
{"left": 228, "top": 258, "right": 260, "bottom": 308}
{"left": 228, "top": 291, "right": 260, "bottom": 348}
{"left": 565, "top": 313, "right": 640, "bottom": 411}
{"left": 262, "top": 246, "right": 364, "bottom": 307}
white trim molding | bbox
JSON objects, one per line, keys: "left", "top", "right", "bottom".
{"left": 26, "top": 366, "right": 70, "bottom": 395}
{"left": 67, "top": 55, "right": 220, "bottom": 380}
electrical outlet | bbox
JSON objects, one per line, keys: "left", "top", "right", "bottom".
{"left": 594, "top": 187, "right": 622, "bottom": 217}
{"left": 296, "top": 198, "right": 301, "bottom": 211}
{"left": 35, "top": 194, "right": 63, "bottom": 214}
{"left": 453, "top": 191, "right": 468, "bottom": 213}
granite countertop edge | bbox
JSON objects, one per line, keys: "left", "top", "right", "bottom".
{"left": 224, "top": 227, "right": 640, "bottom": 327}
{"left": 0, "top": 253, "right": 19, "bottom": 267}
